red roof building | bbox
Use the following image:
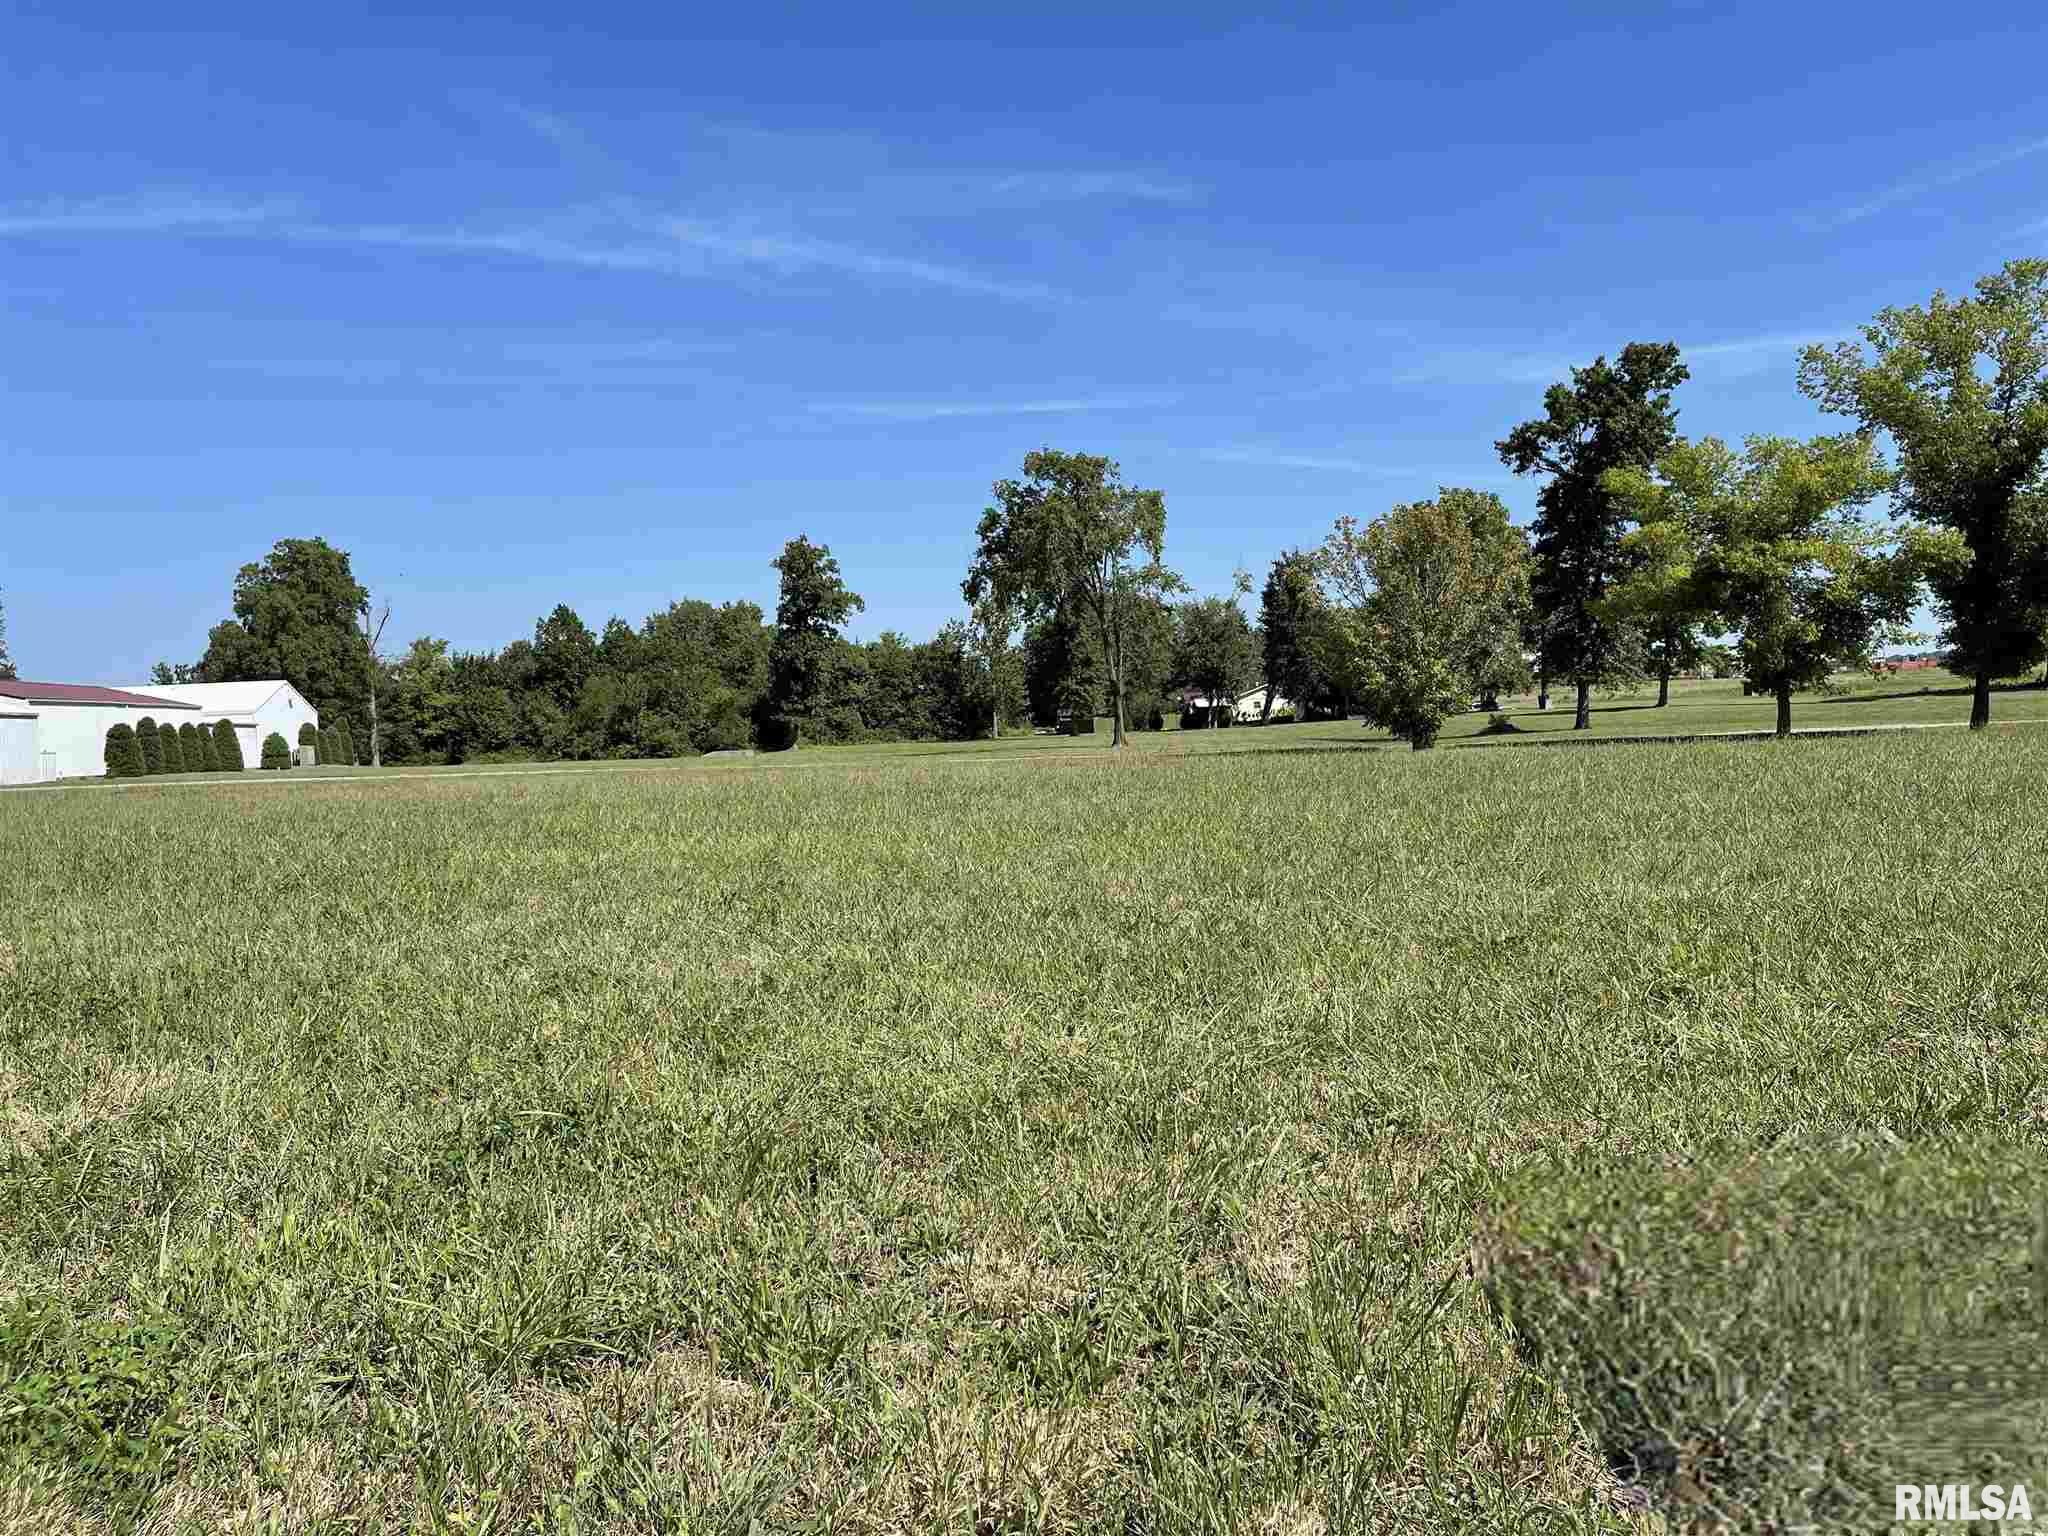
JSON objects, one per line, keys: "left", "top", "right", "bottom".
{"left": 0, "top": 680, "right": 194, "bottom": 709}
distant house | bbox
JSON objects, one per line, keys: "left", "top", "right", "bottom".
{"left": 0, "top": 680, "right": 203, "bottom": 784}
{"left": 115, "top": 680, "right": 319, "bottom": 769}
{"left": 0, "top": 677, "right": 321, "bottom": 784}
{"left": 1179, "top": 684, "right": 1294, "bottom": 727}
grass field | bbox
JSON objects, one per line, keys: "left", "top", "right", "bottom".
{"left": 3, "top": 724, "right": 2045, "bottom": 1532}
{"left": 21, "top": 670, "right": 2048, "bottom": 795}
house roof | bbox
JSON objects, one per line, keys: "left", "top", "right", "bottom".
{"left": 0, "top": 679, "right": 194, "bottom": 709}
{"left": 112, "top": 680, "right": 294, "bottom": 715}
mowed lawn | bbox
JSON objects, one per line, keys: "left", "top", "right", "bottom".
{"left": 2, "top": 731, "right": 2045, "bottom": 1532}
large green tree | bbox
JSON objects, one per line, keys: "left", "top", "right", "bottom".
{"left": 1259, "top": 550, "right": 1339, "bottom": 720}
{"left": 1609, "top": 435, "right": 1924, "bottom": 736}
{"left": 967, "top": 450, "right": 1185, "bottom": 748}
{"left": 1319, "top": 489, "right": 1532, "bottom": 749}
{"left": 198, "top": 538, "right": 371, "bottom": 740}
{"left": 1172, "top": 593, "right": 1258, "bottom": 727}
{"left": 762, "top": 536, "right": 865, "bottom": 748}
{"left": 1021, "top": 607, "right": 1099, "bottom": 728}
{"left": 1497, "top": 343, "right": 1690, "bottom": 729}
{"left": 1799, "top": 259, "right": 2048, "bottom": 728}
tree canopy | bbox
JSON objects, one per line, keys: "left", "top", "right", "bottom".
{"left": 1319, "top": 489, "right": 1531, "bottom": 749}
{"left": 197, "top": 537, "right": 371, "bottom": 743}
{"left": 1498, "top": 343, "right": 1689, "bottom": 728}
{"left": 762, "top": 536, "right": 866, "bottom": 748}
{"left": 967, "top": 449, "right": 1184, "bottom": 747}
{"left": 1610, "top": 435, "right": 1919, "bottom": 734}
{"left": 1172, "top": 594, "right": 1258, "bottom": 726}
{"left": 1799, "top": 258, "right": 2048, "bottom": 727}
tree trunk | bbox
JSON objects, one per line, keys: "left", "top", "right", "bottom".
{"left": 1109, "top": 648, "right": 1126, "bottom": 747}
{"left": 1657, "top": 662, "right": 1670, "bottom": 709}
{"left": 368, "top": 683, "right": 382, "bottom": 767}
{"left": 1972, "top": 669, "right": 1992, "bottom": 730}
{"left": 1574, "top": 680, "right": 1590, "bottom": 731}
{"left": 1411, "top": 732, "right": 1434, "bottom": 751}
{"left": 1536, "top": 662, "right": 1549, "bottom": 711}
{"left": 1775, "top": 682, "right": 1793, "bottom": 738}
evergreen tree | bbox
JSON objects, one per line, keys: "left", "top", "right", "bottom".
{"left": 1497, "top": 343, "right": 1690, "bottom": 729}
{"left": 181, "top": 721, "right": 212, "bottom": 771}
{"left": 321, "top": 725, "right": 340, "bottom": 764}
{"left": 158, "top": 721, "right": 186, "bottom": 772}
{"left": 104, "top": 724, "right": 145, "bottom": 778}
{"left": 261, "top": 731, "right": 292, "bottom": 770}
{"left": 135, "top": 717, "right": 164, "bottom": 773}
{"left": 334, "top": 717, "right": 356, "bottom": 765}
{"left": 212, "top": 719, "right": 245, "bottom": 770}
{"left": 298, "top": 722, "right": 318, "bottom": 761}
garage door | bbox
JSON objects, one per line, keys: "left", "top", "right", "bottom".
{"left": 0, "top": 716, "right": 36, "bottom": 786}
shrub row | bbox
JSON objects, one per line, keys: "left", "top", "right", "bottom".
{"left": 105, "top": 719, "right": 244, "bottom": 779}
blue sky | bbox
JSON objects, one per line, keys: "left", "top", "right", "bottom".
{"left": 5, "top": 3, "right": 2045, "bottom": 682}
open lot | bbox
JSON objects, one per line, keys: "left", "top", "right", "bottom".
{"left": 3, "top": 725, "right": 2045, "bottom": 1531}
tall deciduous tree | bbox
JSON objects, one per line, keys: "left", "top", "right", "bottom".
{"left": 198, "top": 538, "right": 371, "bottom": 740}
{"left": 1608, "top": 435, "right": 1923, "bottom": 736}
{"left": 1799, "top": 259, "right": 2048, "bottom": 728}
{"left": 762, "top": 536, "right": 865, "bottom": 748}
{"left": 1172, "top": 593, "right": 1258, "bottom": 727}
{"left": 151, "top": 661, "right": 198, "bottom": 685}
{"left": 967, "top": 449, "right": 1184, "bottom": 748}
{"left": 1319, "top": 489, "right": 1531, "bottom": 749}
{"left": 1498, "top": 343, "right": 1690, "bottom": 729}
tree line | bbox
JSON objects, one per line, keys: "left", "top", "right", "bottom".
{"left": 136, "top": 258, "right": 2048, "bottom": 760}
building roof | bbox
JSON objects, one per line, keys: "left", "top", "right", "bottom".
{"left": 112, "top": 680, "right": 296, "bottom": 715}
{"left": 0, "top": 679, "right": 194, "bottom": 709}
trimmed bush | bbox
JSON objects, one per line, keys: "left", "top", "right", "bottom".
{"left": 211, "top": 719, "right": 243, "bottom": 771}
{"left": 180, "top": 722, "right": 211, "bottom": 771}
{"left": 334, "top": 718, "right": 355, "bottom": 766}
{"left": 1476, "top": 1146, "right": 2044, "bottom": 1531}
{"left": 316, "top": 725, "right": 336, "bottom": 766}
{"left": 158, "top": 721, "right": 186, "bottom": 773}
{"left": 260, "top": 732, "right": 291, "bottom": 770}
{"left": 135, "top": 717, "right": 164, "bottom": 774}
{"left": 298, "top": 722, "right": 318, "bottom": 762}
{"left": 103, "top": 724, "right": 145, "bottom": 778}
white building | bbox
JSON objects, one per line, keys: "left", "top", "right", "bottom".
{"left": 115, "top": 680, "right": 319, "bottom": 770}
{"left": 0, "top": 677, "right": 317, "bottom": 784}
{"left": 0, "top": 680, "right": 204, "bottom": 784}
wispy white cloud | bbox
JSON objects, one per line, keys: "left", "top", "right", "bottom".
{"left": 660, "top": 219, "right": 1057, "bottom": 300}
{"left": 1818, "top": 135, "right": 2048, "bottom": 228}
{"left": 0, "top": 193, "right": 295, "bottom": 236}
{"left": 1203, "top": 445, "right": 1521, "bottom": 486}
{"left": 1, "top": 187, "right": 1057, "bottom": 302}
{"left": 983, "top": 171, "right": 1201, "bottom": 207}
{"left": 811, "top": 394, "right": 1172, "bottom": 423}
{"left": 1204, "top": 446, "right": 1386, "bottom": 474}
